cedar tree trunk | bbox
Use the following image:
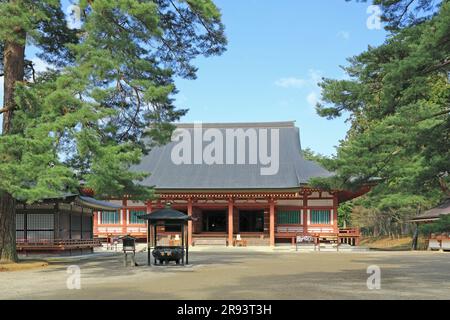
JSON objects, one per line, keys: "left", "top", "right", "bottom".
{"left": 0, "top": 32, "right": 25, "bottom": 263}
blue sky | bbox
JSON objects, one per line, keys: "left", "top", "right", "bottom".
{"left": 0, "top": 0, "right": 387, "bottom": 156}
{"left": 174, "top": 0, "right": 387, "bottom": 155}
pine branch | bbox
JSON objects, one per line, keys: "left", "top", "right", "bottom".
{"left": 423, "top": 57, "right": 450, "bottom": 74}
{"left": 169, "top": 0, "right": 190, "bottom": 25}
{"left": 0, "top": 106, "right": 12, "bottom": 114}
{"left": 417, "top": 108, "right": 450, "bottom": 122}
{"left": 437, "top": 175, "right": 450, "bottom": 197}
{"left": 117, "top": 79, "right": 143, "bottom": 141}
{"left": 396, "top": 0, "right": 416, "bottom": 28}
{"left": 189, "top": 6, "right": 222, "bottom": 45}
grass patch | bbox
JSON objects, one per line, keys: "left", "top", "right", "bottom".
{"left": 360, "top": 236, "right": 428, "bottom": 251}
{"left": 361, "top": 236, "right": 412, "bottom": 251}
{"left": 0, "top": 260, "right": 48, "bottom": 272}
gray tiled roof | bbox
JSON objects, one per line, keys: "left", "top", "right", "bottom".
{"left": 133, "top": 122, "right": 333, "bottom": 190}
{"left": 139, "top": 208, "right": 192, "bottom": 221}
{"left": 77, "top": 196, "right": 122, "bottom": 210}
{"left": 411, "top": 198, "right": 450, "bottom": 222}
{"left": 22, "top": 194, "right": 122, "bottom": 211}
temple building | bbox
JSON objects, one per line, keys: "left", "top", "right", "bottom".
{"left": 94, "top": 122, "right": 363, "bottom": 246}
{"left": 16, "top": 194, "right": 121, "bottom": 255}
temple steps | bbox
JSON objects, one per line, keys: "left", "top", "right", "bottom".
{"left": 294, "top": 244, "right": 369, "bottom": 252}
{"left": 193, "top": 238, "right": 227, "bottom": 246}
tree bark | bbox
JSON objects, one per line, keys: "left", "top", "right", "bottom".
{"left": 0, "top": 192, "right": 17, "bottom": 263}
{"left": 412, "top": 224, "right": 419, "bottom": 251}
{"left": 0, "top": 33, "right": 25, "bottom": 263}
{"left": 2, "top": 37, "right": 25, "bottom": 134}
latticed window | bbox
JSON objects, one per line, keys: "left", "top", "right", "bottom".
{"left": 277, "top": 210, "right": 301, "bottom": 224}
{"left": 129, "top": 210, "right": 146, "bottom": 224}
{"left": 22, "top": 213, "right": 55, "bottom": 240}
{"left": 101, "top": 211, "right": 120, "bottom": 224}
{"left": 16, "top": 213, "right": 25, "bottom": 240}
{"left": 310, "top": 210, "right": 331, "bottom": 224}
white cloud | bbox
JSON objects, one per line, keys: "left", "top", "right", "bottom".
{"left": 275, "top": 77, "right": 307, "bottom": 89}
{"left": 31, "top": 57, "right": 51, "bottom": 73}
{"left": 307, "top": 91, "right": 319, "bottom": 108}
{"left": 275, "top": 69, "right": 323, "bottom": 110}
{"left": 308, "top": 69, "right": 322, "bottom": 86}
{"left": 337, "top": 30, "right": 350, "bottom": 40}
{"left": 66, "top": 4, "right": 82, "bottom": 30}
{"left": 275, "top": 69, "right": 322, "bottom": 89}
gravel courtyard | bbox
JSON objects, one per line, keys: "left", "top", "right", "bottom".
{"left": 1, "top": 250, "right": 450, "bottom": 300}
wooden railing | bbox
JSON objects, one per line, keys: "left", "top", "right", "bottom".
{"left": 428, "top": 234, "right": 450, "bottom": 251}
{"left": 307, "top": 229, "right": 361, "bottom": 248}
{"left": 338, "top": 228, "right": 360, "bottom": 246}
{"left": 275, "top": 228, "right": 361, "bottom": 248}
{"left": 16, "top": 239, "right": 102, "bottom": 251}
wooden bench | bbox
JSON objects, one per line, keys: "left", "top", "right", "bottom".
{"left": 233, "top": 239, "right": 247, "bottom": 247}
{"left": 428, "top": 236, "right": 450, "bottom": 251}
{"left": 312, "top": 233, "right": 340, "bottom": 251}
{"left": 428, "top": 239, "right": 441, "bottom": 251}
{"left": 442, "top": 239, "right": 450, "bottom": 251}
{"left": 169, "top": 239, "right": 182, "bottom": 246}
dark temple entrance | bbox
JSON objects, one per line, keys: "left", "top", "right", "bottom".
{"left": 239, "top": 210, "right": 264, "bottom": 232}
{"left": 202, "top": 210, "right": 227, "bottom": 232}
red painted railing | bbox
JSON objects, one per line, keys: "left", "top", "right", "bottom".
{"left": 16, "top": 239, "right": 102, "bottom": 251}
{"left": 338, "top": 228, "right": 360, "bottom": 246}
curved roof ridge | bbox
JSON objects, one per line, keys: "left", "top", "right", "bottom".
{"left": 175, "top": 121, "right": 296, "bottom": 129}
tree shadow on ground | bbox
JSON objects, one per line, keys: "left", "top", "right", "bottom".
{"left": 186, "top": 253, "right": 450, "bottom": 300}
{"left": 10, "top": 252, "right": 450, "bottom": 300}
{"left": 31, "top": 251, "right": 276, "bottom": 279}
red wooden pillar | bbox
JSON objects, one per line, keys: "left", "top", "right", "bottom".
{"left": 122, "top": 198, "right": 128, "bottom": 235}
{"left": 269, "top": 199, "right": 275, "bottom": 247}
{"left": 333, "top": 194, "right": 339, "bottom": 233}
{"left": 145, "top": 200, "right": 153, "bottom": 246}
{"left": 93, "top": 211, "right": 99, "bottom": 236}
{"left": 188, "top": 198, "right": 193, "bottom": 246}
{"left": 303, "top": 192, "right": 308, "bottom": 235}
{"left": 228, "top": 198, "right": 234, "bottom": 246}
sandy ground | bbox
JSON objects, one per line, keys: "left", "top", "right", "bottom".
{"left": 1, "top": 250, "right": 450, "bottom": 300}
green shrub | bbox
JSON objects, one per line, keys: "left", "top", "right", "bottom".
{"left": 420, "top": 215, "right": 450, "bottom": 235}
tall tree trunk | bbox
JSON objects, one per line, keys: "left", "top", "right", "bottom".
{"left": 0, "top": 33, "right": 25, "bottom": 263}
{"left": 412, "top": 224, "right": 419, "bottom": 251}
{"left": 0, "top": 192, "right": 17, "bottom": 262}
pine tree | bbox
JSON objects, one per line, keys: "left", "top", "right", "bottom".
{"left": 0, "top": 0, "right": 226, "bottom": 263}
{"left": 312, "top": 0, "right": 449, "bottom": 233}
{"left": 0, "top": 0, "right": 79, "bottom": 263}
